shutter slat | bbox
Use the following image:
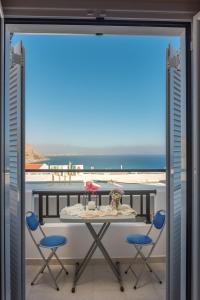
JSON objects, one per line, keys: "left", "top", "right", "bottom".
{"left": 167, "top": 45, "right": 182, "bottom": 300}
{"left": 9, "top": 42, "right": 25, "bottom": 300}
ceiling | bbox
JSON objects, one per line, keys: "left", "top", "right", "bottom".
{"left": 2, "top": 0, "right": 200, "bottom": 20}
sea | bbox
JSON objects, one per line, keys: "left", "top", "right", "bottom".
{"left": 40, "top": 154, "right": 166, "bottom": 170}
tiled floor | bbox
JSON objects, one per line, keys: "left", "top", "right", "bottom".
{"left": 26, "top": 263, "right": 166, "bottom": 300}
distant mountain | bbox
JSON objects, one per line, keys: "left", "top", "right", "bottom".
{"left": 25, "top": 144, "right": 46, "bottom": 163}
{"left": 35, "top": 143, "right": 165, "bottom": 156}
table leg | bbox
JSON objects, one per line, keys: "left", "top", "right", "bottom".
{"left": 86, "top": 223, "right": 124, "bottom": 292}
{"left": 75, "top": 223, "right": 109, "bottom": 274}
{"left": 71, "top": 223, "right": 110, "bottom": 293}
{"left": 116, "top": 261, "right": 124, "bottom": 292}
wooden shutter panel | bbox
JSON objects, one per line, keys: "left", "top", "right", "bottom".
{"left": 166, "top": 45, "right": 182, "bottom": 300}
{"left": 9, "top": 41, "right": 25, "bottom": 300}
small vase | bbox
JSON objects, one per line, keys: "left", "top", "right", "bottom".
{"left": 111, "top": 198, "right": 120, "bottom": 210}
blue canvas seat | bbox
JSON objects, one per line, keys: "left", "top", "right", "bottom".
{"left": 125, "top": 210, "right": 166, "bottom": 289}
{"left": 26, "top": 211, "right": 69, "bottom": 291}
{"left": 40, "top": 235, "right": 67, "bottom": 248}
{"left": 126, "top": 234, "right": 153, "bottom": 245}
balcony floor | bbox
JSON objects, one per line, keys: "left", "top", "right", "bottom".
{"left": 26, "top": 262, "right": 165, "bottom": 300}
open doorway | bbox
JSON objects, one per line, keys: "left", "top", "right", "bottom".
{"left": 5, "top": 23, "right": 187, "bottom": 300}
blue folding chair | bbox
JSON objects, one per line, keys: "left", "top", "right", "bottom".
{"left": 26, "top": 211, "right": 69, "bottom": 291}
{"left": 125, "top": 210, "right": 166, "bottom": 289}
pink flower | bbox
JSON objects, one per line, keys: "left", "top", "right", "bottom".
{"left": 84, "top": 181, "right": 100, "bottom": 193}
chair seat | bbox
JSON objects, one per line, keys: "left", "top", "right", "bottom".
{"left": 126, "top": 234, "right": 153, "bottom": 245}
{"left": 40, "top": 235, "right": 67, "bottom": 248}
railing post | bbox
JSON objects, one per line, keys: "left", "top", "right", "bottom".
{"left": 56, "top": 195, "right": 59, "bottom": 216}
{"left": 99, "top": 194, "right": 102, "bottom": 206}
{"left": 46, "top": 195, "right": 49, "bottom": 217}
{"left": 146, "top": 193, "right": 151, "bottom": 224}
{"left": 130, "top": 194, "right": 133, "bottom": 208}
{"left": 140, "top": 195, "right": 143, "bottom": 215}
{"left": 39, "top": 194, "right": 44, "bottom": 224}
{"left": 67, "top": 194, "right": 70, "bottom": 206}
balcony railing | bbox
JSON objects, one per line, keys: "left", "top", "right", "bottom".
{"left": 32, "top": 189, "right": 157, "bottom": 225}
{"left": 27, "top": 169, "right": 164, "bottom": 224}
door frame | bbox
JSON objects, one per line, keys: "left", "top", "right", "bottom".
{"left": 0, "top": 3, "right": 4, "bottom": 300}
{"left": 192, "top": 12, "right": 200, "bottom": 300}
{"left": 3, "top": 17, "right": 192, "bottom": 300}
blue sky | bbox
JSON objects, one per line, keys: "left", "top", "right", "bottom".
{"left": 12, "top": 34, "right": 180, "bottom": 155}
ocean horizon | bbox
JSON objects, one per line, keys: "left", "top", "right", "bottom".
{"left": 40, "top": 154, "right": 166, "bottom": 170}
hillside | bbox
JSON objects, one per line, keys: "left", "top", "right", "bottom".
{"left": 25, "top": 144, "right": 46, "bottom": 163}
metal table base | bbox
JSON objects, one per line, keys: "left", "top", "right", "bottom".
{"left": 71, "top": 222, "right": 124, "bottom": 293}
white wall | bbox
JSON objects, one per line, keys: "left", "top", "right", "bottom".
{"left": 25, "top": 185, "right": 166, "bottom": 260}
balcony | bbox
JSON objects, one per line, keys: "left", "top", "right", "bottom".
{"left": 25, "top": 169, "right": 166, "bottom": 300}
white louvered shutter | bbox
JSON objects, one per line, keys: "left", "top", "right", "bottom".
{"left": 9, "top": 41, "right": 25, "bottom": 300}
{"left": 166, "top": 45, "right": 183, "bottom": 300}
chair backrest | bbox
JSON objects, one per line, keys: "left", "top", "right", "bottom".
{"left": 26, "top": 211, "right": 39, "bottom": 231}
{"left": 153, "top": 210, "right": 166, "bottom": 230}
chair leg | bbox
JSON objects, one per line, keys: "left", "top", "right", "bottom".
{"left": 31, "top": 248, "right": 60, "bottom": 291}
{"left": 132, "top": 246, "right": 163, "bottom": 289}
{"left": 53, "top": 252, "right": 69, "bottom": 275}
{"left": 124, "top": 264, "right": 132, "bottom": 274}
{"left": 147, "top": 265, "right": 162, "bottom": 284}
{"left": 46, "top": 261, "right": 60, "bottom": 291}
{"left": 137, "top": 247, "right": 162, "bottom": 284}
{"left": 31, "top": 249, "right": 55, "bottom": 285}
{"left": 31, "top": 247, "right": 69, "bottom": 291}
{"left": 129, "top": 266, "right": 138, "bottom": 278}
{"left": 134, "top": 264, "right": 146, "bottom": 289}
{"left": 125, "top": 246, "right": 141, "bottom": 274}
{"left": 43, "top": 248, "right": 60, "bottom": 291}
